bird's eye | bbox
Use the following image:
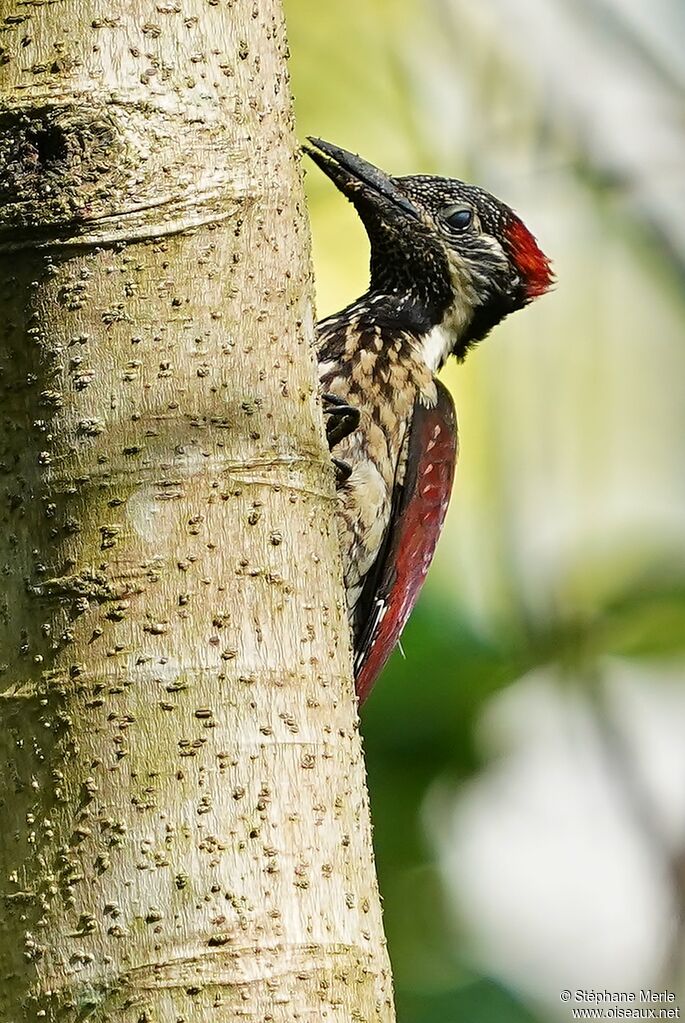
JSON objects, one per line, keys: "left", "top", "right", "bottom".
{"left": 442, "top": 206, "right": 473, "bottom": 231}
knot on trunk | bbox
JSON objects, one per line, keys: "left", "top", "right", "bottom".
{"left": 0, "top": 105, "right": 124, "bottom": 229}
{"left": 0, "top": 99, "right": 251, "bottom": 249}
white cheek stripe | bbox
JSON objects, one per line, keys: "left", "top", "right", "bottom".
{"left": 420, "top": 323, "right": 454, "bottom": 374}
{"left": 418, "top": 250, "right": 484, "bottom": 372}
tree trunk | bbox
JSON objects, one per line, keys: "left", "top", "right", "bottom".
{"left": 0, "top": 1, "right": 395, "bottom": 1019}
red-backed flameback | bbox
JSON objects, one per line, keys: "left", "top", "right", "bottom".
{"left": 305, "top": 139, "right": 553, "bottom": 703}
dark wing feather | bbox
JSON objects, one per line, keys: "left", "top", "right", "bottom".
{"left": 354, "top": 379, "right": 458, "bottom": 703}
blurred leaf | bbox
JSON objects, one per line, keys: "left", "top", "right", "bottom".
{"left": 602, "top": 585, "right": 685, "bottom": 659}
{"left": 397, "top": 977, "right": 548, "bottom": 1023}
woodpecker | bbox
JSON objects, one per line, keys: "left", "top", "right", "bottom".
{"left": 305, "top": 138, "right": 553, "bottom": 703}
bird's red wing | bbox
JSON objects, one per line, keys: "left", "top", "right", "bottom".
{"left": 354, "top": 379, "right": 458, "bottom": 703}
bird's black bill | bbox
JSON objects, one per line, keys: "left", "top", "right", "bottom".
{"left": 304, "top": 137, "right": 420, "bottom": 221}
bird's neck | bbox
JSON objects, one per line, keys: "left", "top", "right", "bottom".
{"left": 319, "top": 286, "right": 473, "bottom": 373}
{"left": 416, "top": 296, "right": 479, "bottom": 370}
{"left": 416, "top": 321, "right": 455, "bottom": 374}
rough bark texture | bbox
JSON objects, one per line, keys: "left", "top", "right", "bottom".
{"left": 0, "top": 0, "right": 395, "bottom": 1019}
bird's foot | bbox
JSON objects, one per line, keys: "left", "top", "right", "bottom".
{"left": 322, "top": 392, "right": 360, "bottom": 485}
{"left": 332, "top": 457, "right": 353, "bottom": 484}
{"left": 322, "top": 392, "right": 360, "bottom": 448}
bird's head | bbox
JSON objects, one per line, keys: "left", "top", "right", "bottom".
{"left": 305, "top": 138, "right": 553, "bottom": 362}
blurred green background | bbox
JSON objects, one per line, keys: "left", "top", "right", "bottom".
{"left": 286, "top": 0, "right": 685, "bottom": 1019}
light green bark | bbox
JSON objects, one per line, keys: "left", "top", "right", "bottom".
{"left": 0, "top": 0, "right": 395, "bottom": 1018}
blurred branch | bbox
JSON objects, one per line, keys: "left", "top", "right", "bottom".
{"left": 589, "top": 679, "right": 685, "bottom": 996}
{"left": 435, "top": 0, "right": 685, "bottom": 278}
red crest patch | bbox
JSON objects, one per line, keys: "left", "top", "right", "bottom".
{"left": 505, "top": 216, "right": 553, "bottom": 300}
